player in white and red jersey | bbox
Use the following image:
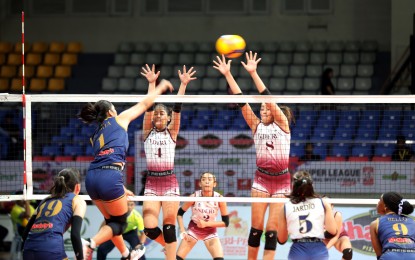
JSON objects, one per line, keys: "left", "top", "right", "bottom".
{"left": 176, "top": 172, "right": 229, "bottom": 260}
{"left": 278, "top": 171, "right": 337, "bottom": 260}
{"left": 214, "top": 52, "right": 294, "bottom": 260}
{"left": 141, "top": 64, "right": 196, "bottom": 260}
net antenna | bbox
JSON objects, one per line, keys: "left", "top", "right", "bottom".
{"left": 21, "top": 11, "right": 27, "bottom": 201}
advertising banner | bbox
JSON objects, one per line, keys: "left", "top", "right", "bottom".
{"left": 63, "top": 205, "right": 415, "bottom": 259}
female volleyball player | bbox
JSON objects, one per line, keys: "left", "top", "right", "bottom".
{"left": 176, "top": 172, "right": 229, "bottom": 260}
{"left": 141, "top": 64, "right": 196, "bottom": 260}
{"left": 277, "top": 171, "right": 337, "bottom": 260}
{"left": 78, "top": 79, "right": 173, "bottom": 260}
{"left": 22, "top": 168, "right": 87, "bottom": 260}
{"left": 213, "top": 52, "right": 293, "bottom": 260}
{"left": 323, "top": 197, "right": 353, "bottom": 260}
{"left": 370, "top": 192, "right": 415, "bottom": 260}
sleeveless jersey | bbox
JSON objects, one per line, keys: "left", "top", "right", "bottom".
{"left": 24, "top": 193, "right": 76, "bottom": 254}
{"left": 377, "top": 213, "right": 415, "bottom": 251}
{"left": 191, "top": 190, "right": 221, "bottom": 223}
{"left": 285, "top": 198, "right": 325, "bottom": 239}
{"left": 144, "top": 128, "right": 176, "bottom": 171}
{"left": 89, "top": 117, "right": 128, "bottom": 169}
{"left": 254, "top": 122, "right": 290, "bottom": 172}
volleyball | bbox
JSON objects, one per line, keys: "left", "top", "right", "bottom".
{"left": 215, "top": 35, "right": 246, "bottom": 58}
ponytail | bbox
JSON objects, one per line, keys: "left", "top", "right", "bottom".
{"left": 50, "top": 168, "right": 81, "bottom": 198}
{"left": 289, "top": 171, "right": 318, "bottom": 204}
{"left": 382, "top": 192, "right": 414, "bottom": 215}
{"left": 78, "top": 100, "right": 113, "bottom": 124}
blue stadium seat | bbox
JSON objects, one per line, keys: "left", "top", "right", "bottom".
{"left": 290, "top": 142, "right": 305, "bottom": 157}
{"left": 42, "top": 145, "right": 62, "bottom": 156}
{"left": 382, "top": 110, "right": 402, "bottom": 126}
{"left": 351, "top": 143, "right": 372, "bottom": 157}
{"left": 51, "top": 135, "right": 72, "bottom": 145}
{"left": 338, "top": 110, "right": 360, "bottom": 128}
{"left": 334, "top": 127, "right": 355, "bottom": 140}
{"left": 291, "top": 126, "right": 311, "bottom": 140}
{"left": 188, "top": 118, "right": 207, "bottom": 130}
{"left": 297, "top": 110, "right": 318, "bottom": 122}
{"left": 313, "top": 143, "right": 327, "bottom": 159}
{"left": 331, "top": 143, "right": 351, "bottom": 157}
{"left": 374, "top": 143, "right": 395, "bottom": 157}
{"left": 377, "top": 126, "right": 398, "bottom": 140}
{"left": 311, "top": 127, "right": 334, "bottom": 141}
{"left": 230, "top": 117, "right": 248, "bottom": 130}
{"left": 63, "top": 145, "right": 84, "bottom": 156}
{"left": 60, "top": 126, "right": 77, "bottom": 137}
{"left": 355, "top": 127, "right": 377, "bottom": 140}
{"left": 360, "top": 110, "right": 380, "bottom": 128}
{"left": 401, "top": 122, "right": 415, "bottom": 139}
{"left": 72, "top": 134, "right": 89, "bottom": 146}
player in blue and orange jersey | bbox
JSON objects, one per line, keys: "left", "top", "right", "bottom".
{"left": 214, "top": 52, "right": 294, "bottom": 260}
{"left": 22, "top": 168, "right": 87, "bottom": 260}
{"left": 78, "top": 79, "right": 173, "bottom": 260}
{"left": 140, "top": 64, "right": 195, "bottom": 260}
{"left": 370, "top": 192, "right": 415, "bottom": 260}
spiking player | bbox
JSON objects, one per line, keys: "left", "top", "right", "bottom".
{"left": 176, "top": 172, "right": 229, "bottom": 260}
{"left": 141, "top": 64, "right": 196, "bottom": 260}
{"left": 213, "top": 52, "right": 294, "bottom": 260}
{"left": 78, "top": 79, "right": 173, "bottom": 260}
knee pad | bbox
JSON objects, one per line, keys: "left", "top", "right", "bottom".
{"left": 213, "top": 258, "right": 224, "bottom": 260}
{"left": 264, "top": 230, "right": 277, "bottom": 251}
{"left": 163, "top": 224, "right": 176, "bottom": 243}
{"left": 248, "top": 227, "right": 263, "bottom": 248}
{"left": 176, "top": 256, "right": 184, "bottom": 260}
{"left": 107, "top": 212, "right": 128, "bottom": 236}
{"left": 144, "top": 227, "right": 162, "bottom": 240}
{"left": 342, "top": 248, "right": 353, "bottom": 260}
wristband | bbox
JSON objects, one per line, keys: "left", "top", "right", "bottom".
{"left": 173, "top": 103, "right": 182, "bottom": 113}
{"left": 146, "top": 105, "right": 154, "bottom": 112}
{"left": 234, "top": 93, "right": 246, "bottom": 108}
{"left": 260, "top": 88, "right": 271, "bottom": 95}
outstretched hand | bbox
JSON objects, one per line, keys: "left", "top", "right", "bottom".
{"left": 178, "top": 65, "right": 197, "bottom": 85}
{"left": 213, "top": 54, "right": 232, "bottom": 76}
{"left": 140, "top": 64, "right": 160, "bottom": 83}
{"left": 241, "top": 51, "right": 261, "bottom": 74}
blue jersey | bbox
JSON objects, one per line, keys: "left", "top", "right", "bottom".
{"left": 24, "top": 193, "right": 76, "bottom": 256}
{"left": 89, "top": 117, "right": 128, "bottom": 169}
{"left": 377, "top": 213, "right": 415, "bottom": 252}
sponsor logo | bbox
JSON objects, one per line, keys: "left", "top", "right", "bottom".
{"left": 175, "top": 158, "right": 194, "bottom": 165}
{"left": 382, "top": 171, "right": 407, "bottom": 181}
{"left": 98, "top": 148, "right": 114, "bottom": 156}
{"left": 182, "top": 170, "right": 193, "bottom": 176}
{"left": 225, "top": 170, "right": 236, "bottom": 176}
{"left": 225, "top": 192, "right": 235, "bottom": 197}
{"left": 218, "top": 158, "right": 241, "bottom": 165}
{"left": 31, "top": 221, "right": 54, "bottom": 232}
{"left": 237, "top": 179, "right": 251, "bottom": 190}
{"left": 362, "top": 166, "right": 374, "bottom": 186}
{"left": 175, "top": 135, "right": 189, "bottom": 150}
{"left": 198, "top": 134, "right": 223, "bottom": 149}
{"left": 344, "top": 209, "right": 378, "bottom": 256}
{"left": 229, "top": 134, "right": 254, "bottom": 149}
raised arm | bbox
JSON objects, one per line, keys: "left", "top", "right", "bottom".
{"left": 117, "top": 80, "right": 173, "bottom": 130}
{"left": 242, "top": 51, "right": 289, "bottom": 132}
{"left": 71, "top": 196, "right": 87, "bottom": 260}
{"left": 169, "top": 65, "right": 196, "bottom": 140}
{"left": 213, "top": 55, "right": 259, "bottom": 133}
{"left": 141, "top": 64, "right": 161, "bottom": 133}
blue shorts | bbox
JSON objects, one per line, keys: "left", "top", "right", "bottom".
{"left": 380, "top": 251, "right": 415, "bottom": 260}
{"left": 23, "top": 250, "right": 67, "bottom": 260}
{"left": 86, "top": 167, "right": 125, "bottom": 201}
{"left": 288, "top": 241, "right": 328, "bottom": 260}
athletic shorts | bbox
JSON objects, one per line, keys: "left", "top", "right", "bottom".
{"left": 252, "top": 170, "right": 291, "bottom": 196}
{"left": 85, "top": 167, "right": 125, "bottom": 201}
{"left": 186, "top": 220, "right": 218, "bottom": 241}
{"left": 144, "top": 173, "right": 180, "bottom": 196}
{"left": 380, "top": 249, "right": 415, "bottom": 260}
{"left": 288, "top": 241, "right": 329, "bottom": 260}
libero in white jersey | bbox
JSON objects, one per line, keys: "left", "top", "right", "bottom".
{"left": 144, "top": 128, "right": 176, "bottom": 172}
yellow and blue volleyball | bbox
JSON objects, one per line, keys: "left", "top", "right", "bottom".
{"left": 215, "top": 35, "right": 246, "bottom": 58}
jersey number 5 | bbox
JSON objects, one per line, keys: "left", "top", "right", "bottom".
{"left": 299, "top": 214, "right": 312, "bottom": 234}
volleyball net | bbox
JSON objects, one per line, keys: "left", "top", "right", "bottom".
{"left": 1, "top": 93, "right": 415, "bottom": 205}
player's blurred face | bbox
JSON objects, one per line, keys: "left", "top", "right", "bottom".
{"left": 153, "top": 107, "right": 169, "bottom": 129}
{"left": 377, "top": 195, "right": 386, "bottom": 215}
{"left": 127, "top": 201, "right": 136, "bottom": 212}
{"left": 200, "top": 173, "right": 216, "bottom": 190}
{"left": 260, "top": 103, "right": 274, "bottom": 124}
